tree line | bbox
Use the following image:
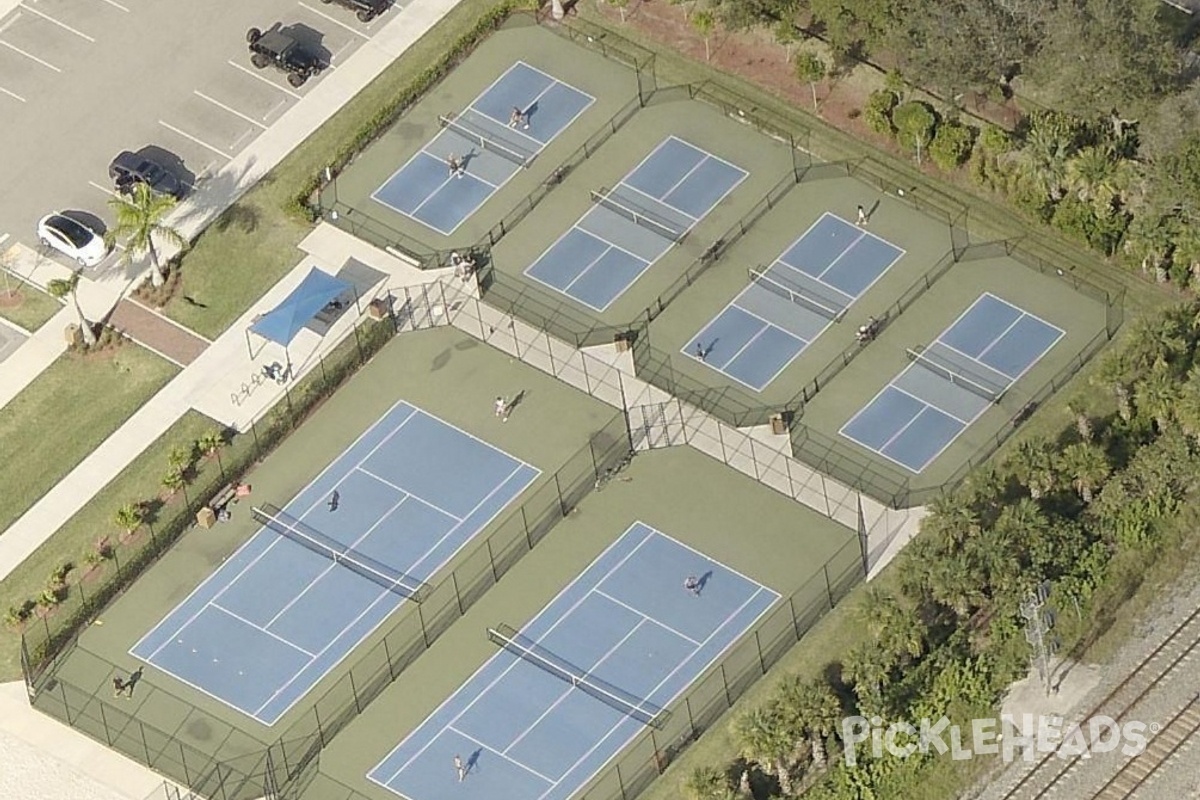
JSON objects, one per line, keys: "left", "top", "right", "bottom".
{"left": 681, "top": 0, "right": 1200, "bottom": 289}
{"left": 682, "top": 300, "right": 1200, "bottom": 796}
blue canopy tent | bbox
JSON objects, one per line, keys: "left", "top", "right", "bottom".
{"left": 246, "top": 268, "right": 358, "bottom": 368}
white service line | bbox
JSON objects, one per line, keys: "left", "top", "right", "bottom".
{"left": 158, "top": 120, "right": 232, "bottom": 158}
{"left": 93, "top": 0, "right": 130, "bottom": 12}
{"left": 297, "top": 2, "right": 372, "bottom": 39}
{"left": 226, "top": 60, "right": 303, "bottom": 99}
{"left": 0, "top": 39, "right": 60, "bottom": 72}
{"left": 19, "top": 3, "right": 95, "bottom": 42}
{"left": 0, "top": 85, "right": 25, "bottom": 102}
{"left": 194, "top": 90, "right": 268, "bottom": 129}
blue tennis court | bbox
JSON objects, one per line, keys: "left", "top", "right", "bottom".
{"left": 371, "top": 62, "right": 593, "bottom": 235}
{"left": 368, "top": 522, "right": 777, "bottom": 800}
{"left": 131, "top": 401, "right": 540, "bottom": 725}
{"left": 840, "top": 293, "right": 1064, "bottom": 473}
{"left": 685, "top": 212, "right": 904, "bottom": 391}
{"left": 525, "top": 137, "right": 747, "bottom": 311}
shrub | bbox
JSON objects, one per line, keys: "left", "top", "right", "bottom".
{"left": 893, "top": 101, "right": 938, "bottom": 163}
{"left": 864, "top": 89, "right": 898, "bottom": 136}
{"left": 929, "top": 122, "right": 975, "bottom": 171}
{"left": 979, "top": 124, "right": 1014, "bottom": 155}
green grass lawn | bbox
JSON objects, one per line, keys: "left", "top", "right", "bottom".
{"left": 0, "top": 410, "right": 239, "bottom": 680}
{"left": 0, "top": 344, "right": 177, "bottom": 542}
{"left": 0, "top": 282, "right": 62, "bottom": 332}
{"left": 164, "top": 0, "right": 504, "bottom": 340}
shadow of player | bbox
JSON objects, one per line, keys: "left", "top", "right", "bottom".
{"left": 466, "top": 749, "right": 482, "bottom": 777}
{"left": 507, "top": 389, "right": 528, "bottom": 416}
{"left": 696, "top": 570, "right": 714, "bottom": 594}
{"left": 867, "top": 199, "right": 882, "bottom": 219}
{"left": 523, "top": 101, "right": 539, "bottom": 124}
{"left": 125, "top": 666, "right": 145, "bottom": 697}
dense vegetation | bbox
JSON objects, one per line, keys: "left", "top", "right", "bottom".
{"left": 682, "top": 0, "right": 1200, "bottom": 288}
{"left": 621, "top": 1, "right": 1200, "bottom": 797}
{"left": 685, "top": 302, "right": 1200, "bottom": 796}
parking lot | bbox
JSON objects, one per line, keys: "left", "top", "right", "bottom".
{"left": 0, "top": 0, "right": 399, "bottom": 271}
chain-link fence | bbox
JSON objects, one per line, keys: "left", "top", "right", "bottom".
{"left": 269, "top": 534, "right": 865, "bottom": 800}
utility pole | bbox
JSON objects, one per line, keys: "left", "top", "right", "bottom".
{"left": 1021, "top": 581, "right": 1057, "bottom": 696}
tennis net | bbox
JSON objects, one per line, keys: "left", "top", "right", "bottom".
{"left": 748, "top": 267, "right": 846, "bottom": 322}
{"left": 487, "top": 624, "right": 667, "bottom": 728}
{"left": 905, "top": 345, "right": 1007, "bottom": 403}
{"left": 253, "top": 504, "right": 430, "bottom": 602}
{"left": 590, "top": 188, "right": 686, "bottom": 243}
{"left": 439, "top": 112, "right": 531, "bottom": 168}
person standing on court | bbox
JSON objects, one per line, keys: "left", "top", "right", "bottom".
{"left": 683, "top": 575, "right": 702, "bottom": 596}
{"left": 447, "top": 153, "right": 465, "bottom": 179}
{"left": 856, "top": 204, "right": 869, "bottom": 226}
{"left": 509, "top": 107, "right": 530, "bottom": 130}
{"left": 454, "top": 754, "right": 466, "bottom": 782}
{"left": 494, "top": 396, "right": 509, "bottom": 422}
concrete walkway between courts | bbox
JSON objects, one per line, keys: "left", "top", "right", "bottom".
{"left": 0, "top": 0, "right": 464, "bottom": 795}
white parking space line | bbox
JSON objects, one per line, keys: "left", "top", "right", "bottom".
{"left": 226, "top": 60, "right": 303, "bottom": 99}
{"left": 159, "top": 120, "right": 233, "bottom": 159}
{"left": 93, "top": 0, "right": 130, "bottom": 11}
{"left": 264, "top": 96, "right": 289, "bottom": 121}
{"left": 0, "top": 85, "right": 25, "bottom": 102}
{"left": 0, "top": 39, "right": 61, "bottom": 71}
{"left": 194, "top": 91, "right": 268, "bottom": 130}
{"left": 297, "top": 2, "right": 372, "bottom": 39}
{"left": 19, "top": 4, "right": 95, "bottom": 42}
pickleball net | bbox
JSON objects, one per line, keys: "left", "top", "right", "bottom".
{"left": 253, "top": 504, "right": 430, "bottom": 602}
{"left": 439, "top": 111, "right": 532, "bottom": 168}
{"left": 748, "top": 266, "right": 846, "bottom": 322}
{"left": 590, "top": 188, "right": 687, "bottom": 243}
{"left": 906, "top": 345, "right": 1007, "bottom": 403}
{"left": 487, "top": 624, "right": 668, "bottom": 728}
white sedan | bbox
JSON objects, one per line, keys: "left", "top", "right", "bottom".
{"left": 37, "top": 213, "right": 110, "bottom": 268}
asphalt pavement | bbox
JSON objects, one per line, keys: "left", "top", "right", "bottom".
{"left": 0, "top": 0, "right": 397, "bottom": 273}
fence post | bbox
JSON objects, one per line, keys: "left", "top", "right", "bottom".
{"left": 824, "top": 564, "right": 834, "bottom": 610}
{"left": 452, "top": 573, "right": 465, "bottom": 616}
{"left": 349, "top": 670, "right": 361, "bottom": 714}
{"left": 555, "top": 474, "right": 567, "bottom": 518}
{"left": 755, "top": 631, "right": 766, "bottom": 675}
{"left": 685, "top": 697, "right": 697, "bottom": 740}
{"left": 720, "top": 665, "right": 732, "bottom": 707}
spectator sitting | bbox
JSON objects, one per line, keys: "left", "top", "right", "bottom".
{"left": 856, "top": 316, "right": 880, "bottom": 343}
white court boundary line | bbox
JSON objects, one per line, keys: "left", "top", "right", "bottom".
{"left": 131, "top": 400, "right": 539, "bottom": 724}
{"left": 372, "top": 522, "right": 780, "bottom": 798}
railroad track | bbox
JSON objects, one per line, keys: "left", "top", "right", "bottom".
{"left": 1088, "top": 695, "right": 1200, "bottom": 799}
{"left": 991, "top": 603, "right": 1200, "bottom": 800}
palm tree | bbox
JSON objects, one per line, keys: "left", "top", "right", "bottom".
{"left": 1135, "top": 362, "right": 1181, "bottom": 432}
{"left": 1019, "top": 123, "right": 1073, "bottom": 201}
{"left": 1066, "top": 146, "right": 1134, "bottom": 214}
{"left": 47, "top": 270, "right": 97, "bottom": 347}
{"left": 107, "top": 181, "right": 185, "bottom": 288}
{"left": 732, "top": 706, "right": 794, "bottom": 795}
{"left": 856, "top": 587, "right": 923, "bottom": 662}
{"left": 1175, "top": 370, "right": 1200, "bottom": 442}
{"left": 1092, "top": 349, "right": 1135, "bottom": 422}
{"left": 114, "top": 502, "right": 144, "bottom": 539}
{"left": 778, "top": 677, "right": 842, "bottom": 771}
{"left": 684, "top": 765, "right": 734, "bottom": 800}
{"left": 920, "top": 495, "right": 982, "bottom": 547}
{"left": 841, "top": 641, "right": 891, "bottom": 715}
{"left": 1122, "top": 213, "right": 1174, "bottom": 278}
{"left": 1007, "top": 438, "right": 1058, "bottom": 499}
{"left": 1058, "top": 442, "right": 1111, "bottom": 504}
{"left": 1065, "top": 402, "right": 1094, "bottom": 441}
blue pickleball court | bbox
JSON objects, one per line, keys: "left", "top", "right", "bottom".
{"left": 371, "top": 62, "right": 594, "bottom": 235}
{"left": 131, "top": 401, "right": 539, "bottom": 724}
{"left": 525, "top": 137, "right": 748, "bottom": 311}
{"left": 685, "top": 213, "right": 904, "bottom": 391}
{"left": 369, "top": 522, "right": 778, "bottom": 800}
{"left": 840, "top": 293, "right": 1064, "bottom": 472}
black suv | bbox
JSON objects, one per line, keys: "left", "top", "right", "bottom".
{"left": 246, "top": 26, "right": 324, "bottom": 87}
{"left": 108, "top": 151, "right": 183, "bottom": 199}
{"left": 320, "top": 0, "right": 389, "bottom": 22}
